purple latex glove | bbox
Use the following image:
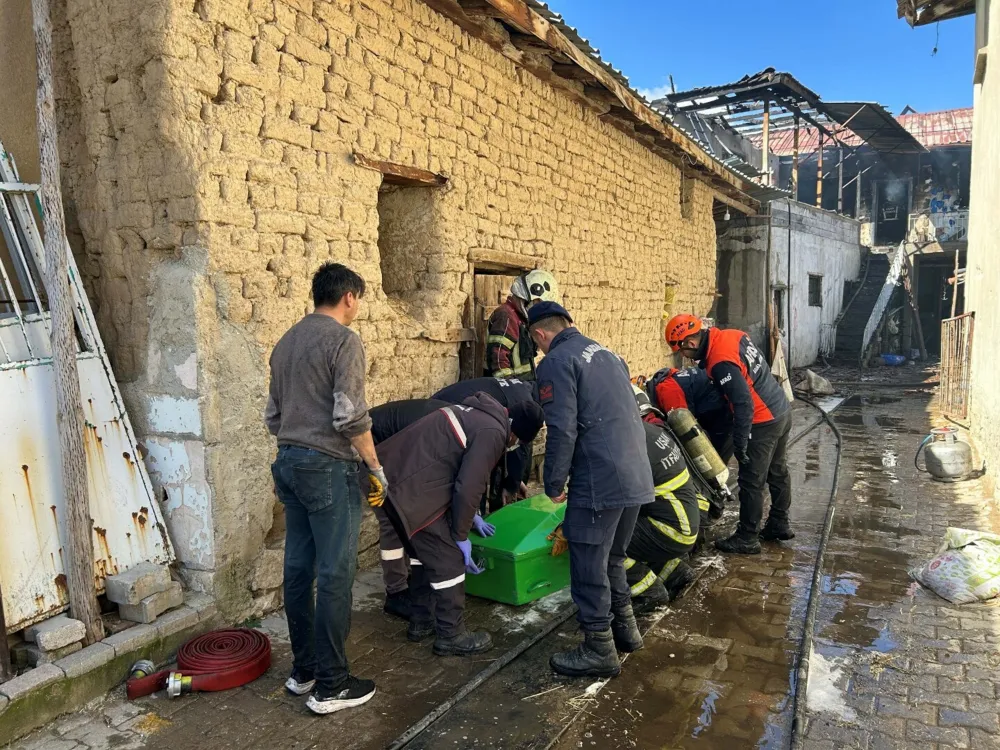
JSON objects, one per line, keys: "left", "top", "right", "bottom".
{"left": 471, "top": 514, "right": 496, "bottom": 538}
{"left": 456, "top": 539, "right": 484, "bottom": 575}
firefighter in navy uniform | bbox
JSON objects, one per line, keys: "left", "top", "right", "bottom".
{"left": 484, "top": 270, "right": 559, "bottom": 380}
{"left": 625, "top": 386, "right": 700, "bottom": 612}
{"left": 434, "top": 376, "right": 539, "bottom": 511}
{"left": 665, "top": 315, "right": 792, "bottom": 555}
{"left": 646, "top": 366, "right": 734, "bottom": 464}
{"left": 529, "top": 302, "right": 654, "bottom": 679}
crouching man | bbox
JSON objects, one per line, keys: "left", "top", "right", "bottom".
{"left": 372, "top": 394, "right": 545, "bottom": 656}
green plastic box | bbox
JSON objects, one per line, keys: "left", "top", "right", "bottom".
{"left": 464, "top": 495, "right": 570, "bottom": 606}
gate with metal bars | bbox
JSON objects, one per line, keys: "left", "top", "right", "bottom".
{"left": 940, "top": 312, "right": 975, "bottom": 420}
{"left": 0, "top": 142, "right": 173, "bottom": 634}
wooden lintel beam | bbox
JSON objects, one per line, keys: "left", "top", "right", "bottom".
{"left": 469, "top": 247, "right": 535, "bottom": 271}
{"left": 354, "top": 154, "right": 448, "bottom": 187}
{"left": 457, "top": 0, "right": 505, "bottom": 17}
{"left": 551, "top": 63, "right": 598, "bottom": 82}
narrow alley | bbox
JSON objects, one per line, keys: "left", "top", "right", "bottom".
{"left": 11, "top": 374, "right": 1000, "bottom": 750}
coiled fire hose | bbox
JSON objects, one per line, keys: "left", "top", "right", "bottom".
{"left": 126, "top": 628, "right": 271, "bottom": 700}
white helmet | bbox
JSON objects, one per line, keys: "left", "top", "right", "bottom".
{"left": 512, "top": 269, "right": 559, "bottom": 304}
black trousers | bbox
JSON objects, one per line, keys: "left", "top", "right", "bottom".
{"left": 408, "top": 516, "right": 467, "bottom": 638}
{"left": 737, "top": 411, "right": 792, "bottom": 535}
{"left": 624, "top": 515, "right": 693, "bottom": 595}
{"left": 563, "top": 504, "right": 641, "bottom": 632}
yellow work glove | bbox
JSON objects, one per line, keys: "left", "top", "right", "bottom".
{"left": 367, "top": 466, "right": 388, "bottom": 508}
{"left": 547, "top": 524, "right": 568, "bottom": 557}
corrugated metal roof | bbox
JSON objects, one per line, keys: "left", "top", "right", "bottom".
{"left": 757, "top": 107, "right": 973, "bottom": 155}
{"left": 823, "top": 102, "right": 927, "bottom": 155}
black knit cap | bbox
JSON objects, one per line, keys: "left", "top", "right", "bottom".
{"left": 508, "top": 400, "right": 545, "bottom": 443}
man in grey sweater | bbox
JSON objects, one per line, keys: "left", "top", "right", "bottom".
{"left": 266, "top": 262, "right": 386, "bottom": 716}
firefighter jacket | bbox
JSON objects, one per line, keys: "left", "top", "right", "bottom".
{"left": 648, "top": 366, "right": 732, "bottom": 436}
{"left": 537, "top": 327, "right": 654, "bottom": 511}
{"left": 484, "top": 298, "right": 536, "bottom": 380}
{"left": 696, "top": 328, "right": 789, "bottom": 453}
{"left": 641, "top": 421, "right": 700, "bottom": 547}
{"left": 377, "top": 393, "right": 509, "bottom": 542}
{"left": 433, "top": 377, "right": 538, "bottom": 408}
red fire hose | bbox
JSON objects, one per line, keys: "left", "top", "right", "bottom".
{"left": 126, "top": 628, "right": 271, "bottom": 700}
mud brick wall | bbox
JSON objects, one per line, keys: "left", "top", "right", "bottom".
{"left": 28, "top": 0, "right": 719, "bottom": 620}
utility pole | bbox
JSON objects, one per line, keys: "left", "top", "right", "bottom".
{"left": 31, "top": 0, "right": 103, "bottom": 644}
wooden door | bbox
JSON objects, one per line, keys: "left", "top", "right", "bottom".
{"left": 464, "top": 272, "right": 519, "bottom": 380}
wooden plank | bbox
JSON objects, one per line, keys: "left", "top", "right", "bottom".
{"left": 468, "top": 248, "right": 535, "bottom": 271}
{"left": 353, "top": 154, "right": 448, "bottom": 187}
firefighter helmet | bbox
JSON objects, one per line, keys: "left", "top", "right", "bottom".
{"left": 632, "top": 384, "right": 663, "bottom": 419}
{"left": 512, "top": 269, "right": 559, "bottom": 304}
{"left": 665, "top": 314, "right": 703, "bottom": 352}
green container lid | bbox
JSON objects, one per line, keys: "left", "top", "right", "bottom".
{"left": 474, "top": 494, "right": 566, "bottom": 560}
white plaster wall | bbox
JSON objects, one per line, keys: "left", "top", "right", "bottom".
{"left": 966, "top": 0, "right": 1000, "bottom": 496}
{"left": 769, "top": 200, "right": 863, "bottom": 368}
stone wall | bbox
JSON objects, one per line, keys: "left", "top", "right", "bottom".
{"left": 5, "top": 0, "right": 720, "bottom": 621}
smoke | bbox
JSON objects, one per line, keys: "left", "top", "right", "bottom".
{"left": 883, "top": 179, "right": 907, "bottom": 204}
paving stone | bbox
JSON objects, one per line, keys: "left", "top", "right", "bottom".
{"left": 119, "top": 580, "right": 184, "bottom": 624}
{"left": 15, "top": 737, "right": 79, "bottom": 750}
{"left": 939, "top": 708, "right": 1000, "bottom": 732}
{"left": 106, "top": 562, "right": 171, "bottom": 606}
{"left": 905, "top": 720, "right": 970, "bottom": 748}
{"left": 13, "top": 640, "right": 83, "bottom": 667}
{"left": 155, "top": 605, "right": 199, "bottom": 638}
{"left": 875, "top": 695, "right": 935, "bottom": 722}
{"left": 970, "top": 729, "right": 1000, "bottom": 749}
{"left": 938, "top": 676, "right": 995, "bottom": 698}
{"left": 56, "top": 642, "right": 116, "bottom": 679}
{"left": 908, "top": 686, "right": 968, "bottom": 711}
{"left": 907, "top": 660, "right": 964, "bottom": 678}
{"left": 102, "top": 622, "right": 158, "bottom": 656}
{"left": 0, "top": 692, "right": 7, "bottom": 716}
{"left": 0, "top": 663, "right": 65, "bottom": 700}
{"left": 24, "top": 615, "right": 87, "bottom": 652}
{"left": 52, "top": 712, "right": 93, "bottom": 736}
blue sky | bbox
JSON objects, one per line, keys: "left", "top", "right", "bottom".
{"left": 542, "top": 1, "right": 975, "bottom": 114}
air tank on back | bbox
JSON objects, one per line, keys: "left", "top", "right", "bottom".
{"left": 666, "top": 407, "right": 732, "bottom": 499}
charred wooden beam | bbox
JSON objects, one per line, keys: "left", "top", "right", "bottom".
{"left": 354, "top": 154, "right": 448, "bottom": 187}
{"left": 551, "top": 63, "right": 599, "bottom": 82}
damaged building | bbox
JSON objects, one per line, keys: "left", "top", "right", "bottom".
{"left": 0, "top": 0, "right": 761, "bottom": 626}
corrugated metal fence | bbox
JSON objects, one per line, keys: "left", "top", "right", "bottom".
{"left": 940, "top": 312, "right": 975, "bottom": 419}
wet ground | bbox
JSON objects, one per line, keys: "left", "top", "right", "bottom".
{"left": 11, "top": 385, "right": 1000, "bottom": 750}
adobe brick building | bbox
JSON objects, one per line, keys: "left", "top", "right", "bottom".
{"left": 0, "top": 0, "right": 758, "bottom": 619}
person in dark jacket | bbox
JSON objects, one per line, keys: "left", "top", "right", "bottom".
{"left": 665, "top": 314, "right": 792, "bottom": 556}
{"left": 528, "top": 302, "right": 654, "bottom": 678}
{"left": 484, "top": 270, "right": 559, "bottom": 380}
{"left": 647, "top": 366, "right": 734, "bottom": 464}
{"left": 371, "top": 394, "right": 545, "bottom": 656}
{"left": 368, "top": 398, "right": 450, "bottom": 620}
{"left": 433, "top": 377, "right": 539, "bottom": 509}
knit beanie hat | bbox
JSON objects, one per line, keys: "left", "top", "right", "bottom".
{"left": 508, "top": 400, "right": 545, "bottom": 443}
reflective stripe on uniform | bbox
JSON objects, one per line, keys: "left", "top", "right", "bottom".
{"left": 410, "top": 558, "right": 423, "bottom": 566}
{"left": 511, "top": 363, "right": 533, "bottom": 376}
{"left": 494, "top": 367, "right": 515, "bottom": 377}
{"left": 649, "top": 516, "right": 698, "bottom": 546}
{"left": 440, "top": 406, "right": 468, "bottom": 448}
{"left": 655, "top": 468, "right": 690, "bottom": 495}
{"left": 380, "top": 548, "right": 404, "bottom": 561}
{"left": 487, "top": 334, "right": 517, "bottom": 349}
{"left": 696, "top": 494, "right": 710, "bottom": 512}
{"left": 630, "top": 570, "right": 659, "bottom": 596}
{"left": 623, "top": 557, "right": 637, "bottom": 570}
{"left": 658, "top": 558, "right": 681, "bottom": 581}
{"left": 430, "top": 573, "right": 466, "bottom": 590}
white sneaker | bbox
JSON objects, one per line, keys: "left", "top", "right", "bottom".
{"left": 306, "top": 676, "right": 376, "bottom": 715}
{"left": 285, "top": 670, "right": 316, "bottom": 696}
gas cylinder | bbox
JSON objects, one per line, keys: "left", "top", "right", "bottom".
{"left": 666, "top": 407, "right": 731, "bottom": 498}
{"left": 916, "top": 427, "right": 973, "bottom": 482}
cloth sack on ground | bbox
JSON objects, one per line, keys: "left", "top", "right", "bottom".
{"left": 801, "top": 369, "right": 836, "bottom": 396}
{"left": 909, "top": 527, "right": 1000, "bottom": 604}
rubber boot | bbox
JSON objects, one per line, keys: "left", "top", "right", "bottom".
{"left": 550, "top": 629, "right": 621, "bottom": 678}
{"left": 383, "top": 590, "right": 412, "bottom": 621}
{"left": 759, "top": 518, "right": 796, "bottom": 541}
{"left": 715, "top": 530, "right": 761, "bottom": 555}
{"left": 610, "top": 604, "right": 643, "bottom": 653}
{"left": 662, "top": 560, "right": 697, "bottom": 601}
{"left": 433, "top": 630, "right": 493, "bottom": 656}
{"left": 407, "top": 620, "right": 435, "bottom": 642}
{"left": 632, "top": 579, "right": 671, "bottom": 614}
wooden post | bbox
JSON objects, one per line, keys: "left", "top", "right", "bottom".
{"left": 761, "top": 101, "right": 771, "bottom": 186}
{"left": 816, "top": 132, "right": 824, "bottom": 208}
{"left": 31, "top": 0, "right": 104, "bottom": 644}
{"left": 791, "top": 114, "right": 799, "bottom": 200}
{"left": 0, "top": 581, "right": 11, "bottom": 682}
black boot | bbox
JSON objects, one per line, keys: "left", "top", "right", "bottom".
{"left": 550, "top": 629, "right": 621, "bottom": 678}
{"left": 610, "top": 604, "right": 643, "bottom": 653}
{"left": 759, "top": 519, "right": 795, "bottom": 541}
{"left": 407, "top": 620, "right": 435, "bottom": 642}
{"left": 662, "top": 560, "right": 697, "bottom": 601}
{"left": 715, "top": 530, "right": 761, "bottom": 555}
{"left": 632, "top": 579, "right": 670, "bottom": 614}
{"left": 383, "top": 590, "right": 412, "bottom": 621}
{"left": 433, "top": 630, "right": 493, "bottom": 656}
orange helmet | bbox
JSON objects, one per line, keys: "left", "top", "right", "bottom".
{"left": 664, "top": 314, "right": 703, "bottom": 352}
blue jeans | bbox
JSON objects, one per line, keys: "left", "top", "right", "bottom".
{"left": 271, "top": 445, "right": 362, "bottom": 690}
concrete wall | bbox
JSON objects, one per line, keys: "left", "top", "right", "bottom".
{"left": 717, "top": 199, "right": 862, "bottom": 368}
{"left": 1, "top": 0, "right": 723, "bottom": 620}
{"left": 966, "top": 0, "right": 1000, "bottom": 496}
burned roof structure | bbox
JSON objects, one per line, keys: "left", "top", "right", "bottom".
{"left": 897, "top": 0, "right": 976, "bottom": 26}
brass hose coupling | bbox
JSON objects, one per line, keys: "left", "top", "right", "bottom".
{"left": 166, "top": 672, "right": 193, "bottom": 698}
